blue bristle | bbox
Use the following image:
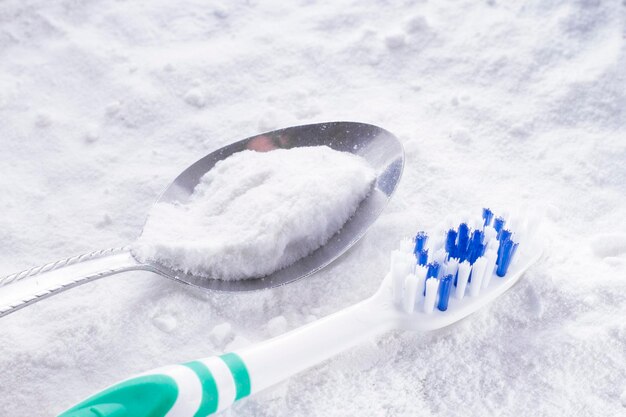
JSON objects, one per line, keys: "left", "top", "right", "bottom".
{"left": 423, "top": 262, "right": 439, "bottom": 296}
{"left": 437, "top": 274, "right": 453, "bottom": 311}
{"left": 414, "top": 231, "right": 428, "bottom": 254}
{"left": 496, "top": 237, "right": 506, "bottom": 265}
{"left": 427, "top": 262, "right": 440, "bottom": 278}
{"left": 457, "top": 223, "right": 470, "bottom": 261}
{"left": 498, "top": 228, "right": 512, "bottom": 244}
{"left": 482, "top": 208, "right": 493, "bottom": 226}
{"left": 493, "top": 216, "right": 506, "bottom": 233}
{"left": 406, "top": 208, "right": 522, "bottom": 303}
{"left": 496, "top": 239, "right": 518, "bottom": 277}
{"left": 417, "top": 249, "right": 429, "bottom": 266}
{"left": 496, "top": 230, "right": 512, "bottom": 265}
{"left": 467, "top": 230, "right": 484, "bottom": 264}
{"left": 445, "top": 229, "right": 458, "bottom": 258}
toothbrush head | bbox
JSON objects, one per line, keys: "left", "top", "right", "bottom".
{"left": 388, "top": 208, "right": 542, "bottom": 331}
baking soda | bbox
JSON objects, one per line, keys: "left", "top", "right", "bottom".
{"left": 133, "top": 146, "right": 375, "bottom": 280}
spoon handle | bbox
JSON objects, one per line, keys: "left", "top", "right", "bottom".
{"left": 57, "top": 295, "right": 393, "bottom": 417}
{"left": 0, "top": 247, "right": 145, "bottom": 318}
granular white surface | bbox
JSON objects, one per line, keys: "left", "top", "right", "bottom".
{"left": 133, "top": 146, "right": 375, "bottom": 280}
{"left": 1, "top": 1, "right": 625, "bottom": 416}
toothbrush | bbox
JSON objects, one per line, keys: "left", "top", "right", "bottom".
{"left": 58, "top": 208, "right": 542, "bottom": 417}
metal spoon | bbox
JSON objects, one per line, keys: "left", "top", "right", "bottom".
{"left": 0, "top": 121, "right": 404, "bottom": 317}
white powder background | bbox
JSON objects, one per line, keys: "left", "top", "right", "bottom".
{"left": 133, "top": 147, "right": 375, "bottom": 280}
{"left": 1, "top": 1, "right": 625, "bottom": 416}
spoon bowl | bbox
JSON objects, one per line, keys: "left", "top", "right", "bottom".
{"left": 146, "top": 121, "right": 404, "bottom": 291}
{"left": 0, "top": 122, "right": 403, "bottom": 315}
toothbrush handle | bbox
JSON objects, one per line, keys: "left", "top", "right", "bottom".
{"left": 58, "top": 295, "right": 392, "bottom": 417}
{"left": 0, "top": 247, "right": 144, "bottom": 317}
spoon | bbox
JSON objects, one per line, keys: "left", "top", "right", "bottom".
{"left": 0, "top": 121, "right": 404, "bottom": 318}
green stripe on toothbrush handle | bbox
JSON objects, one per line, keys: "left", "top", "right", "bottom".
{"left": 59, "top": 354, "right": 250, "bottom": 417}
{"left": 219, "top": 353, "right": 251, "bottom": 400}
{"left": 182, "top": 361, "right": 219, "bottom": 416}
{"left": 57, "top": 374, "right": 178, "bottom": 417}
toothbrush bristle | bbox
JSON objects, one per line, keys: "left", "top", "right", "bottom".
{"left": 457, "top": 222, "right": 470, "bottom": 262}
{"left": 399, "top": 237, "right": 414, "bottom": 253}
{"left": 416, "top": 249, "right": 428, "bottom": 266}
{"left": 445, "top": 257, "right": 459, "bottom": 277}
{"left": 427, "top": 262, "right": 440, "bottom": 279}
{"left": 496, "top": 238, "right": 518, "bottom": 277}
{"left": 433, "top": 248, "right": 447, "bottom": 265}
{"left": 437, "top": 274, "right": 453, "bottom": 311}
{"left": 493, "top": 216, "right": 505, "bottom": 233}
{"left": 482, "top": 208, "right": 493, "bottom": 226}
{"left": 498, "top": 228, "right": 512, "bottom": 243}
{"left": 455, "top": 260, "right": 471, "bottom": 300}
{"left": 391, "top": 207, "right": 529, "bottom": 314}
{"left": 423, "top": 277, "right": 439, "bottom": 313}
{"left": 483, "top": 226, "right": 497, "bottom": 244}
{"left": 469, "top": 257, "right": 487, "bottom": 297}
{"left": 414, "top": 231, "right": 428, "bottom": 254}
{"left": 403, "top": 273, "right": 419, "bottom": 313}
{"left": 482, "top": 248, "right": 498, "bottom": 289}
{"left": 445, "top": 229, "right": 458, "bottom": 258}
{"left": 467, "top": 229, "right": 485, "bottom": 264}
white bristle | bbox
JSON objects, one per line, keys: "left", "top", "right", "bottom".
{"left": 390, "top": 250, "right": 400, "bottom": 271}
{"left": 399, "top": 237, "right": 414, "bottom": 253}
{"left": 391, "top": 251, "right": 406, "bottom": 302}
{"left": 408, "top": 254, "right": 417, "bottom": 274}
{"left": 414, "top": 265, "right": 428, "bottom": 305}
{"left": 507, "top": 207, "right": 517, "bottom": 224}
{"left": 389, "top": 209, "right": 530, "bottom": 315}
{"left": 433, "top": 248, "right": 447, "bottom": 265}
{"left": 469, "top": 257, "right": 487, "bottom": 297}
{"left": 510, "top": 233, "right": 522, "bottom": 267}
{"left": 403, "top": 273, "right": 418, "bottom": 313}
{"left": 391, "top": 251, "right": 415, "bottom": 303}
{"left": 455, "top": 260, "right": 471, "bottom": 299}
{"left": 445, "top": 257, "right": 459, "bottom": 278}
{"left": 483, "top": 226, "right": 497, "bottom": 244}
{"left": 512, "top": 223, "right": 527, "bottom": 254}
{"left": 423, "top": 277, "right": 439, "bottom": 314}
{"left": 429, "top": 236, "right": 444, "bottom": 252}
{"left": 481, "top": 248, "right": 498, "bottom": 289}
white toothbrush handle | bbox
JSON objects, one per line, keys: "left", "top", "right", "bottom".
{"left": 238, "top": 295, "right": 390, "bottom": 395}
{"left": 58, "top": 295, "right": 392, "bottom": 417}
{"left": 0, "top": 247, "right": 144, "bottom": 318}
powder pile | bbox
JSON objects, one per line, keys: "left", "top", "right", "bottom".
{"left": 133, "top": 146, "right": 376, "bottom": 280}
{"left": 0, "top": 1, "right": 625, "bottom": 416}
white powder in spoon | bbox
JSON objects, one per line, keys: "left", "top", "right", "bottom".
{"left": 132, "top": 146, "right": 376, "bottom": 280}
